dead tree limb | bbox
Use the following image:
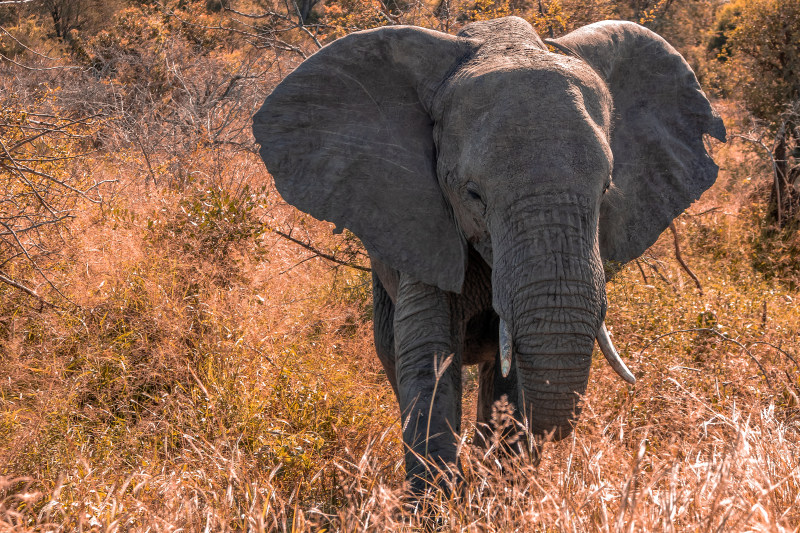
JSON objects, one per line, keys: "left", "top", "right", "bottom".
{"left": 270, "top": 228, "right": 371, "bottom": 272}
{"left": 669, "top": 221, "right": 703, "bottom": 295}
{"left": 0, "top": 270, "right": 57, "bottom": 308}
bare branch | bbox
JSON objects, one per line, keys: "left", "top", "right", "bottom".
{"left": 749, "top": 340, "right": 799, "bottom": 370}
{"left": 1, "top": 99, "right": 106, "bottom": 307}
{"left": 291, "top": 1, "right": 323, "bottom": 48}
{"left": 0, "top": 214, "right": 73, "bottom": 237}
{"left": 637, "top": 328, "right": 772, "bottom": 386}
{"left": 634, "top": 259, "right": 649, "bottom": 285}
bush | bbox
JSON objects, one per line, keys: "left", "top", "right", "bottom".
{"left": 148, "top": 183, "right": 269, "bottom": 263}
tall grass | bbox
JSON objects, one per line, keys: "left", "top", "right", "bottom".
{"left": 1, "top": 122, "right": 798, "bottom": 530}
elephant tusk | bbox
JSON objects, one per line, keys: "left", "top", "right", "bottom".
{"left": 499, "top": 319, "right": 513, "bottom": 378}
{"left": 597, "top": 322, "right": 636, "bottom": 385}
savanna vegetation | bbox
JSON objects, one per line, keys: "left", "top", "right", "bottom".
{"left": 0, "top": 0, "right": 799, "bottom": 530}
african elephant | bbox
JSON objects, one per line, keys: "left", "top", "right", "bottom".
{"left": 252, "top": 16, "right": 726, "bottom": 490}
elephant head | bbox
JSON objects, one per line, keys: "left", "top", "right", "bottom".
{"left": 253, "top": 17, "right": 725, "bottom": 442}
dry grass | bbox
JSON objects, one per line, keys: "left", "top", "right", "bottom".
{"left": 0, "top": 104, "right": 799, "bottom": 531}
{"left": 1, "top": 1, "right": 798, "bottom": 530}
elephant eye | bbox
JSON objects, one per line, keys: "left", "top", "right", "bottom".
{"left": 466, "top": 183, "right": 484, "bottom": 204}
{"left": 603, "top": 178, "right": 612, "bottom": 194}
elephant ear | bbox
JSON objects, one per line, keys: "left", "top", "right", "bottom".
{"left": 253, "top": 27, "right": 474, "bottom": 293}
{"left": 546, "top": 21, "right": 726, "bottom": 269}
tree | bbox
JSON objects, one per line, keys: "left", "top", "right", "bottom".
{"left": 711, "top": 0, "right": 800, "bottom": 228}
{"left": 36, "top": 0, "right": 120, "bottom": 41}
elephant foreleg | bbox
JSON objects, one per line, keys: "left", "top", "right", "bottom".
{"left": 394, "top": 273, "right": 461, "bottom": 493}
{"left": 372, "top": 271, "right": 398, "bottom": 396}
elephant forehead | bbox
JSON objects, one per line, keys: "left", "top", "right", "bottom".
{"left": 444, "top": 55, "right": 611, "bottom": 127}
{"left": 436, "top": 61, "right": 613, "bottom": 180}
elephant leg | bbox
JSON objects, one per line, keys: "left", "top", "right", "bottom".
{"left": 475, "top": 361, "right": 494, "bottom": 430}
{"left": 475, "top": 350, "right": 522, "bottom": 453}
{"left": 372, "top": 271, "right": 398, "bottom": 397}
{"left": 394, "top": 273, "right": 461, "bottom": 493}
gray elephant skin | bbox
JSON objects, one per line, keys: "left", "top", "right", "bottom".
{"left": 253, "top": 16, "right": 726, "bottom": 490}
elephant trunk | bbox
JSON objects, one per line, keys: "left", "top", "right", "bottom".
{"left": 491, "top": 193, "right": 605, "bottom": 440}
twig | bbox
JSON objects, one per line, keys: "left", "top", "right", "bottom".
{"left": 684, "top": 206, "right": 722, "bottom": 217}
{"left": 635, "top": 259, "right": 649, "bottom": 284}
{"left": 277, "top": 253, "right": 321, "bottom": 276}
{"left": 669, "top": 221, "right": 703, "bottom": 294}
{"left": 7, "top": 113, "right": 105, "bottom": 153}
{"left": 130, "top": 128, "right": 158, "bottom": 186}
{"left": 168, "top": 8, "right": 313, "bottom": 58}
{"left": 0, "top": 27, "right": 61, "bottom": 61}
{"left": 0, "top": 220, "right": 76, "bottom": 306}
{"left": 749, "top": 341, "right": 799, "bottom": 370}
{"left": 0, "top": 51, "right": 81, "bottom": 72}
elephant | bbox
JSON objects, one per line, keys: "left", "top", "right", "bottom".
{"left": 252, "top": 16, "right": 726, "bottom": 491}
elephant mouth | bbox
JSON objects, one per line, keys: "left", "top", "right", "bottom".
{"left": 499, "top": 318, "right": 635, "bottom": 383}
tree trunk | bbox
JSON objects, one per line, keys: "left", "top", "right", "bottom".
{"left": 766, "top": 122, "right": 799, "bottom": 229}
{"left": 295, "top": 0, "right": 320, "bottom": 24}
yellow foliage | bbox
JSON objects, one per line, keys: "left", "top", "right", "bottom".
{"left": 320, "top": 0, "right": 392, "bottom": 39}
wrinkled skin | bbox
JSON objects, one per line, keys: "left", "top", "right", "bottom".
{"left": 253, "top": 17, "right": 726, "bottom": 491}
